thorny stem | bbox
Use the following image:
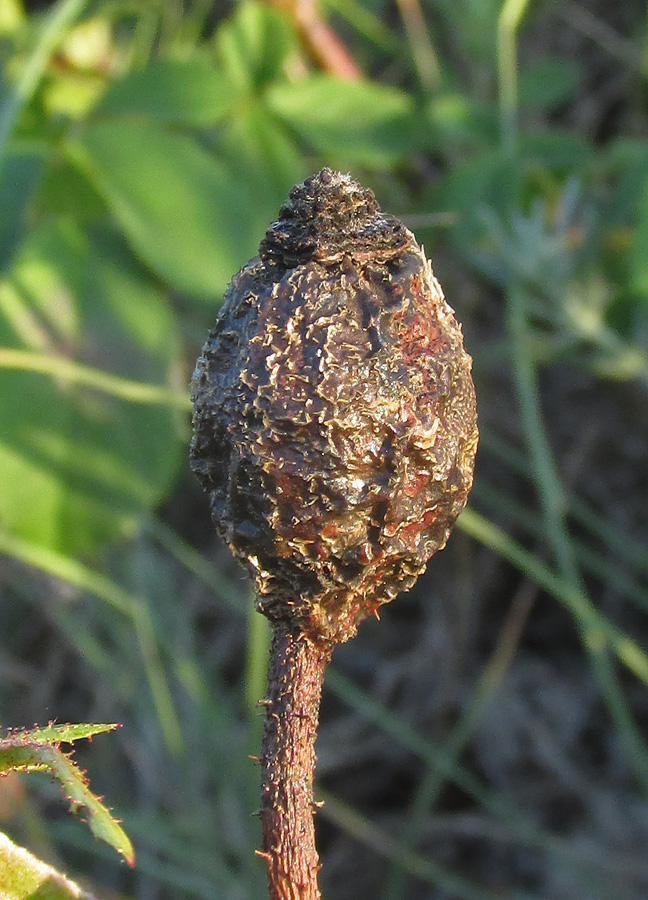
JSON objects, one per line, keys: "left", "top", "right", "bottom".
{"left": 258, "top": 622, "right": 333, "bottom": 900}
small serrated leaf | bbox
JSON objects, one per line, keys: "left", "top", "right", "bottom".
{"left": 27, "top": 722, "right": 120, "bottom": 745}
{"left": 0, "top": 725, "right": 134, "bottom": 865}
{"left": 46, "top": 749, "right": 135, "bottom": 866}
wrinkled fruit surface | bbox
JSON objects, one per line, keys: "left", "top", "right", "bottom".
{"left": 191, "top": 169, "right": 478, "bottom": 643}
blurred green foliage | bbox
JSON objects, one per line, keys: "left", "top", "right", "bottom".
{"left": 1, "top": 1, "right": 647, "bottom": 899}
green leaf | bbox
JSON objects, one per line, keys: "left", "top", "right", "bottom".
{"left": 0, "top": 0, "right": 24, "bottom": 34}
{"left": 0, "top": 743, "right": 49, "bottom": 775}
{"left": 25, "top": 722, "right": 120, "bottom": 744}
{"left": 71, "top": 120, "right": 258, "bottom": 299}
{"left": 265, "top": 75, "right": 418, "bottom": 167}
{"left": 214, "top": 0, "right": 298, "bottom": 95}
{"left": 0, "top": 151, "right": 44, "bottom": 269}
{"left": 43, "top": 71, "right": 106, "bottom": 119}
{"left": 44, "top": 747, "right": 134, "bottom": 865}
{"left": 0, "top": 831, "right": 94, "bottom": 899}
{"left": 96, "top": 57, "right": 233, "bottom": 127}
{"left": 38, "top": 155, "right": 108, "bottom": 222}
{"left": 518, "top": 56, "right": 580, "bottom": 110}
{"left": 0, "top": 220, "right": 183, "bottom": 556}
{"left": 221, "top": 103, "right": 307, "bottom": 229}
{"left": 0, "top": 725, "right": 134, "bottom": 866}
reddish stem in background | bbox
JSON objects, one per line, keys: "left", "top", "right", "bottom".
{"left": 270, "top": 0, "right": 362, "bottom": 80}
{"left": 258, "top": 623, "right": 333, "bottom": 900}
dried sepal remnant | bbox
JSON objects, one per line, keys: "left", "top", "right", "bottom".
{"left": 191, "top": 168, "right": 478, "bottom": 644}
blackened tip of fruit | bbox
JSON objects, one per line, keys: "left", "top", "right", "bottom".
{"left": 259, "top": 168, "right": 411, "bottom": 269}
{"left": 190, "top": 169, "right": 478, "bottom": 644}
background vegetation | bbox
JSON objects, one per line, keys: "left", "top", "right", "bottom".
{"left": 1, "top": 0, "right": 647, "bottom": 898}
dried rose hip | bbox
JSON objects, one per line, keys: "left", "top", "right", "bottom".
{"left": 191, "top": 168, "right": 478, "bottom": 644}
{"left": 191, "top": 169, "right": 479, "bottom": 900}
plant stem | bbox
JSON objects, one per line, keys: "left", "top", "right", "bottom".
{"left": 259, "top": 622, "right": 333, "bottom": 900}
{"left": 496, "top": 0, "right": 531, "bottom": 157}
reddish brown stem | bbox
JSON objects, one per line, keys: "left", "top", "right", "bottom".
{"left": 269, "top": 0, "right": 362, "bottom": 80}
{"left": 259, "top": 622, "right": 333, "bottom": 900}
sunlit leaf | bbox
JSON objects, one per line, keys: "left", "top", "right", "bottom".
{"left": 96, "top": 57, "right": 233, "bottom": 126}
{"left": 0, "top": 832, "right": 93, "bottom": 899}
{"left": 44, "top": 746, "right": 134, "bottom": 865}
{"left": 72, "top": 120, "right": 258, "bottom": 299}
{"left": 266, "top": 75, "right": 418, "bottom": 167}
{"left": 43, "top": 71, "right": 106, "bottom": 119}
{"left": 214, "top": 0, "right": 298, "bottom": 95}
{"left": 59, "top": 16, "right": 112, "bottom": 71}
{"left": 0, "top": 220, "right": 183, "bottom": 556}
{"left": 221, "top": 103, "right": 307, "bottom": 231}
{"left": 25, "top": 722, "right": 120, "bottom": 744}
